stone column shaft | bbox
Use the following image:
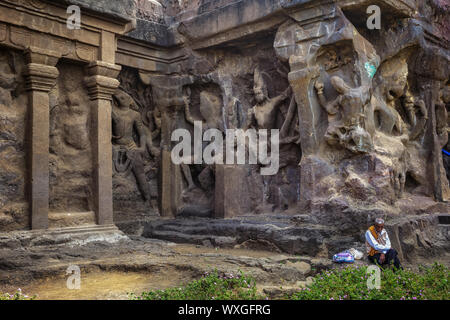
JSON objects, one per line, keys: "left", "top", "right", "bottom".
{"left": 24, "top": 49, "right": 60, "bottom": 230}
{"left": 84, "top": 61, "right": 121, "bottom": 225}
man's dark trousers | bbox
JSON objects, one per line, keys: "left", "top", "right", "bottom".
{"left": 368, "top": 249, "right": 402, "bottom": 270}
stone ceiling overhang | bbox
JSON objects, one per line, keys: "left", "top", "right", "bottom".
{"left": 44, "top": 0, "right": 136, "bottom": 25}
{"left": 116, "top": 36, "right": 187, "bottom": 74}
{"left": 175, "top": 0, "right": 418, "bottom": 50}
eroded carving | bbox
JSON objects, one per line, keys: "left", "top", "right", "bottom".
{"left": 246, "top": 66, "right": 291, "bottom": 131}
{"left": 315, "top": 76, "right": 373, "bottom": 154}
{"left": 112, "top": 90, "right": 154, "bottom": 208}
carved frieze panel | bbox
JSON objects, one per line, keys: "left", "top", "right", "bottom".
{"left": 0, "top": 23, "right": 98, "bottom": 62}
{"left": 113, "top": 67, "right": 161, "bottom": 219}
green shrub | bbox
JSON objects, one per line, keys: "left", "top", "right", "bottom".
{"left": 131, "top": 270, "right": 267, "bottom": 300}
{"left": 0, "top": 289, "right": 35, "bottom": 300}
{"left": 291, "top": 262, "right": 449, "bottom": 300}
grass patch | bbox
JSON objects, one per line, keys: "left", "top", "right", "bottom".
{"left": 0, "top": 289, "right": 35, "bottom": 300}
{"left": 291, "top": 262, "right": 449, "bottom": 300}
{"left": 130, "top": 270, "right": 267, "bottom": 300}
{"left": 131, "top": 263, "right": 449, "bottom": 300}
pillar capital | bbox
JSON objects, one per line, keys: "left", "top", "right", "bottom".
{"left": 24, "top": 63, "right": 59, "bottom": 92}
{"left": 84, "top": 61, "right": 121, "bottom": 100}
{"left": 23, "top": 47, "right": 60, "bottom": 92}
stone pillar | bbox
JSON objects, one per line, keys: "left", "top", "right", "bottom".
{"left": 214, "top": 164, "right": 227, "bottom": 219}
{"left": 288, "top": 60, "right": 321, "bottom": 210}
{"left": 24, "top": 47, "right": 60, "bottom": 230}
{"left": 160, "top": 150, "right": 174, "bottom": 217}
{"left": 84, "top": 61, "right": 121, "bottom": 225}
{"left": 159, "top": 150, "right": 183, "bottom": 218}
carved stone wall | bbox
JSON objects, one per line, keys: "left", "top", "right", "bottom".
{"left": 49, "top": 62, "right": 94, "bottom": 215}
{"left": 113, "top": 67, "right": 160, "bottom": 222}
{"left": 0, "top": 0, "right": 448, "bottom": 234}
{"left": 0, "top": 48, "right": 28, "bottom": 231}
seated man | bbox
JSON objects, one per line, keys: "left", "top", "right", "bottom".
{"left": 365, "top": 218, "right": 403, "bottom": 270}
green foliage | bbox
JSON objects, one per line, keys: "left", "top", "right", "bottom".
{"left": 291, "top": 263, "right": 449, "bottom": 300}
{"left": 131, "top": 270, "right": 267, "bottom": 300}
{"left": 0, "top": 289, "right": 35, "bottom": 300}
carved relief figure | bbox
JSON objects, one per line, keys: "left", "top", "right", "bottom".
{"left": 0, "top": 48, "right": 27, "bottom": 231}
{"left": 146, "top": 105, "right": 162, "bottom": 141}
{"left": 62, "top": 93, "right": 89, "bottom": 150}
{"left": 403, "top": 90, "right": 428, "bottom": 141}
{"left": 117, "top": 68, "right": 160, "bottom": 159}
{"left": 181, "top": 87, "right": 220, "bottom": 192}
{"left": 371, "top": 59, "right": 409, "bottom": 137}
{"left": 185, "top": 89, "right": 224, "bottom": 132}
{"left": 49, "top": 64, "right": 94, "bottom": 213}
{"left": 390, "top": 153, "right": 407, "bottom": 199}
{"left": 315, "top": 76, "right": 373, "bottom": 153}
{"left": 0, "top": 51, "right": 17, "bottom": 107}
{"left": 245, "top": 66, "right": 291, "bottom": 130}
{"left": 112, "top": 90, "right": 152, "bottom": 206}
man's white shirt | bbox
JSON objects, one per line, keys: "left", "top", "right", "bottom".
{"left": 365, "top": 228, "right": 391, "bottom": 254}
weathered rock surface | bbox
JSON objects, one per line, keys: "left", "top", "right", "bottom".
{"left": 0, "top": 0, "right": 449, "bottom": 295}
{"left": 136, "top": 212, "right": 450, "bottom": 264}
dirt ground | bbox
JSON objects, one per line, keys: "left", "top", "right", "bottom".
{"left": 0, "top": 239, "right": 314, "bottom": 300}
{"left": 1, "top": 237, "right": 448, "bottom": 300}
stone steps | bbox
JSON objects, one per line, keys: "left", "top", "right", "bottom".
{"left": 150, "top": 230, "right": 236, "bottom": 247}
{"left": 0, "top": 224, "right": 128, "bottom": 249}
{"left": 142, "top": 217, "right": 354, "bottom": 257}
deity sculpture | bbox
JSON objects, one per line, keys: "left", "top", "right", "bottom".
{"left": 391, "top": 157, "right": 407, "bottom": 199}
{"left": 145, "top": 105, "right": 162, "bottom": 140}
{"left": 403, "top": 90, "right": 428, "bottom": 141}
{"left": 315, "top": 76, "right": 373, "bottom": 153}
{"left": 181, "top": 88, "right": 221, "bottom": 192}
{"left": 62, "top": 93, "right": 89, "bottom": 150}
{"left": 112, "top": 90, "right": 152, "bottom": 205}
{"left": 245, "top": 66, "right": 291, "bottom": 130}
{"left": 370, "top": 59, "right": 409, "bottom": 137}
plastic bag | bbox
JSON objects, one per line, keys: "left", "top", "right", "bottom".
{"left": 348, "top": 248, "right": 364, "bottom": 260}
{"left": 332, "top": 251, "right": 355, "bottom": 263}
